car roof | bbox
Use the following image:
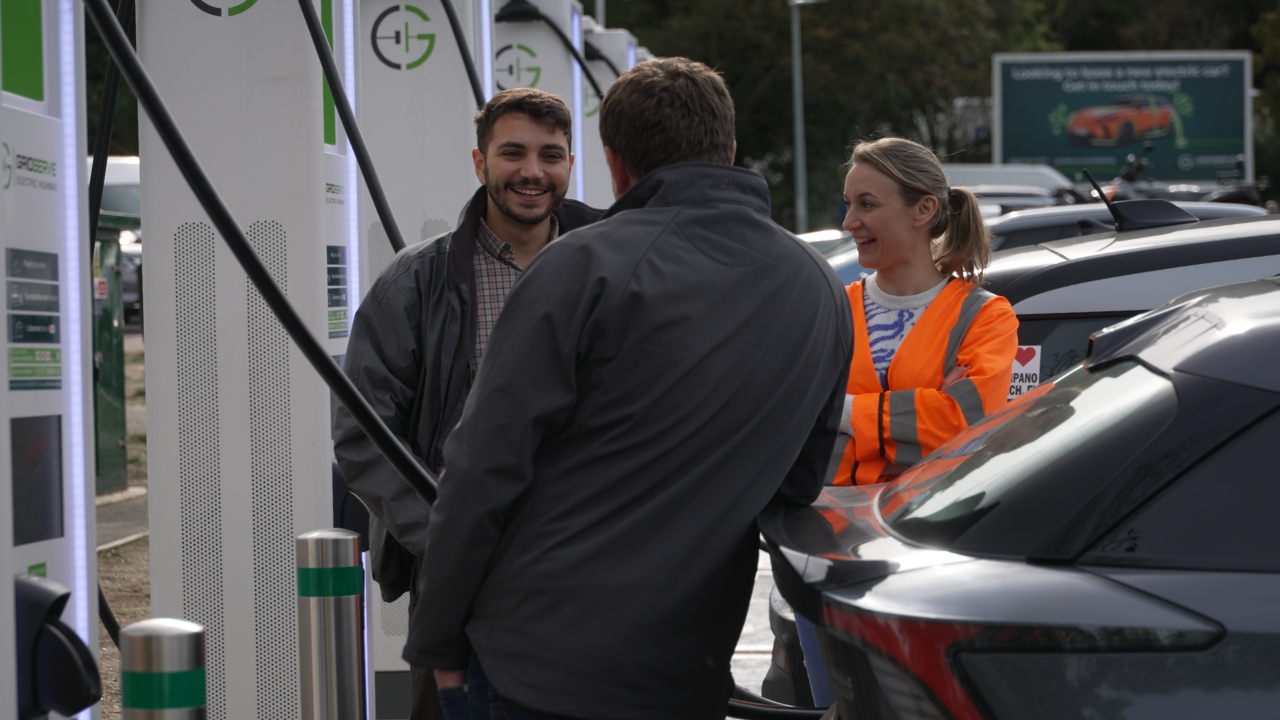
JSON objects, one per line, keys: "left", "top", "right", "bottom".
{"left": 1089, "top": 277, "right": 1280, "bottom": 394}
{"left": 984, "top": 213, "right": 1280, "bottom": 310}
{"left": 1040, "top": 214, "right": 1279, "bottom": 260}
{"left": 85, "top": 155, "right": 139, "bottom": 186}
{"left": 987, "top": 202, "right": 1265, "bottom": 233}
{"left": 944, "top": 163, "right": 1073, "bottom": 190}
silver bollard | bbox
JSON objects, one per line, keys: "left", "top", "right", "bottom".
{"left": 297, "top": 528, "right": 367, "bottom": 720}
{"left": 120, "top": 618, "right": 207, "bottom": 719}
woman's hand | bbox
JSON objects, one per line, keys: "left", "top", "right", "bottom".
{"left": 941, "top": 364, "right": 971, "bottom": 390}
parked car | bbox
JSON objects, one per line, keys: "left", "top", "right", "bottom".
{"left": 987, "top": 201, "right": 1265, "bottom": 251}
{"left": 1067, "top": 93, "right": 1174, "bottom": 146}
{"left": 762, "top": 275, "right": 1280, "bottom": 718}
{"left": 824, "top": 200, "right": 1272, "bottom": 284}
{"left": 90, "top": 156, "right": 143, "bottom": 326}
{"left": 763, "top": 206, "right": 1280, "bottom": 707}
{"left": 945, "top": 163, "right": 1085, "bottom": 213}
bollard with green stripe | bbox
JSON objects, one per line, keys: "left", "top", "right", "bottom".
{"left": 297, "top": 528, "right": 367, "bottom": 720}
{"left": 120, "top": 618, "right": 207, "bottom": 719}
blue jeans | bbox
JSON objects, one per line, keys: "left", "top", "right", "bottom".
{"left": 438, "top": 655, "right": 578, "bottom": 720}
{"left": 794, "top": 614, "right": 835, "bottom": 708}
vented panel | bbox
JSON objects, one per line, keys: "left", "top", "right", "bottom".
{"left": 366, "top": 221, "right": 398, "bottom": 282}
{"left": 245, "top": 221, "right": 299, "bottom": 716}
{"left": 175, "top": 222, "right": 227, "bottom": 719}
{"left": 421, "top": 218, "right": 450, "bottom": 242}
{"left": 381, "top": 594, "right": 410, "bottom": 636}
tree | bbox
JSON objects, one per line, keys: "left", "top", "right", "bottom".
{"left": 608, "top": 0, "right": 1059, "bottom": 228}
{"left": 85, "top": 4, "right": 138, "bottom": 157}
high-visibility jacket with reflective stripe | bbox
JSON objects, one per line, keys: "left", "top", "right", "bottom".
{"left": 833, "top": 277, "right": 1019, "bottom": 486}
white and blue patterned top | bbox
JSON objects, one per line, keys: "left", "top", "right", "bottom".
{"left": 863, "top": 274, "right": 951, "bottom": 387}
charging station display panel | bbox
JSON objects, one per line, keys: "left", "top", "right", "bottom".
{"left": 357, "top": 0, "right": 480, "bottom": 289}
{"left": 492, "top": 0, "right": 586, "bottom": 201}
{"left": 0, "top": 0, "right": 96, "bottom": 713}
{"left": 139, "top": 1, "right": 351, "bottom": 716}
{"left": 581, "top": 25, "right": 634, "bottom": 209}
{"left": 11, "top": 415, "right": 64, "bottom": 547}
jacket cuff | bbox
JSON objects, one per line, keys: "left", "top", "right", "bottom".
{"left": 850, "top": 392, "right": 883, "bottom": 462}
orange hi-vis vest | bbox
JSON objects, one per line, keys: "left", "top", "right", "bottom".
{"left": 833, "top": 277, "right": 1019, "bottom": 486}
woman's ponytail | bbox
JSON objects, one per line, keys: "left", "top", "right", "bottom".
{"left": 933, "top": 187, "right": 991, "bottom": 284}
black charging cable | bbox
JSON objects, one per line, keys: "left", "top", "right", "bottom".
{"left": 440, "top": 0, "right": 487, "bottom": 107}
{"left": 98, "top": 585, "right": 122, "bottom": 649}
{"left": 84, "top": 0, "right": 439, "bottom": 505}
{"left": 86, "top": 0, "right": 137, "bottom": 653}
{"left": 86, "top": 0, "right": 135, "bottom": 259}
{"left": 585, "top": 40, "right": 621, "bottom": 79}
{"left": 495, "top": 0, "right": 604, "bottom": 101}
{"left": 86, "top": 5, "right": 827, "bottom": 716}
{"left": 294, "top": 0, "right": 407, "bottom": 253}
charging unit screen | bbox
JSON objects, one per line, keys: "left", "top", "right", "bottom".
{"left": 10, "top": 415, "right": 64, "bottom": 547}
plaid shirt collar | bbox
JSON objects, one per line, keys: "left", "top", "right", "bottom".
{"left": 476, "top": 214, "right": 560, "bottom": 269}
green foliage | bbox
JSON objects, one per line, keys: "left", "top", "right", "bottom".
{"left": 610, "top": 0, "right": 1059, "bottom": 227}
{"left": 85, "top": 3, "right": 138, "bottom": 157}
{"left": 607, "top": 0, "right": 1280, "bottom": 226}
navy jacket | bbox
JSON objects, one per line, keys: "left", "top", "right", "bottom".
{"left": 405, "top": 163, "right": 853, "bottom": 719}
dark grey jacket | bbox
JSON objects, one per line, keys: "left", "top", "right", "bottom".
{"left": 333, "top": 185, "right": 602, "bottom": 600}
{"left": 404, "top": 163, "right": 853, "bottom": 719}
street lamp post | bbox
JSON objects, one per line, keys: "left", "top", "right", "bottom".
{"left": 788, "top": 0, "right": 825, "bottom": 233}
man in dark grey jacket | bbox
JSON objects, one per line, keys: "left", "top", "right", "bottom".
{"left": 406, "top": 58, "right": 853, "bottom": 720}
{"left": 333, "top": 88, "right": 601, "bottom": 718}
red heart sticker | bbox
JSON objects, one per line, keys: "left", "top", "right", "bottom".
{"left": 1015, "top": 346, "right": 1037, "bottom": 366}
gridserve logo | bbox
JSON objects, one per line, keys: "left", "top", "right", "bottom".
{"left": 372, "top": 5, "right": 437, "bottom": 70}
{"left": 188, "top": 0, "right": 258, "bottom": 17}
{"left": 3, "top": 143, "right": 11, "bottom": 191}
{"left": 495, "top": 44, "right": 540, "bottom": 89}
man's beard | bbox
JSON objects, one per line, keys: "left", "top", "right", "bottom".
{"left": 484, "top": 166, "right": 566, "bottom": 226}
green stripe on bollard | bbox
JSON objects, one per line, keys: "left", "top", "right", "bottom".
{"left": 297, "top": 566, "right": 364, "bottom": 597}
{"left": 122, "top": 669, "right": 207, "bottom": 709}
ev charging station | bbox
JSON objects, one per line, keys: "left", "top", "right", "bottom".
{"left": 580, "top": 18, "right": 633, "bottom": 209}
{"left": 355, "top": 0, "right": 491, "bottom": 703}
{"left": 1, "top": 0, "right": 102, "bottom": 717}
{"left": 356, "top": 0, "right": 486, "bottom": 287}
{"left": 492, "top": 0, "right": 587, "bottom": 201}
{"left": 138, "top": 1, "right": 363, "bottom": 717}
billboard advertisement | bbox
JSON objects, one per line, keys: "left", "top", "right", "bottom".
{"left": 994, "top": 51, "right": 1252, "bottom": 182}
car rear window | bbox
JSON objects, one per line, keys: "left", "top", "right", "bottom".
{"left": 878, "top": 361, "right": 1176, "bottom": 557}
{"left": 1085, "top": 408, "right": 1280, "bottom": 572}
{"left": 101, "top": 184, "right": 141, "bottom": 216}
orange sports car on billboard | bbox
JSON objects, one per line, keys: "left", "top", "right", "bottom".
{"left": 1067, "top": 94, "right": 1174, "bottom": 146}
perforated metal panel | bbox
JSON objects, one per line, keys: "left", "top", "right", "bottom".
{"left": 380, "top": 594, "right": 409, "bottom": 637}
{"left": 366, "top": 221, "right": 398, "bottom": 282}
{"left": 421, "top": 218, "right": 450, "bottom": 242}
{"left": 175, "top": 221, "right": 228, "bottom": 719}
{"left": 245, "top": 220, "right": 299, "bottom": 716}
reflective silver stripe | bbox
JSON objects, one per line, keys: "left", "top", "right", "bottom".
{"left": 944, "top": 377, "right": 986, "bottom": 425}
{"left": 888, "top": 391, "right": 922, "bottom": 466}
{"left": 823, "top": 436, "right": 850, "bottom": 485}
{"left": 943, "top": 286, "right": 997, "bottom": 376}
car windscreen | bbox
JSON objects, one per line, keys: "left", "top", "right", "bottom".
{"left": 878, "top": 361, "right": 1176, "bottom": 558}
{"left": 101, "top": 184, "right": 141, "bottom": 216}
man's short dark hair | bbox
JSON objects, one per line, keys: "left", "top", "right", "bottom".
{"left": 599, "top": 58, "right": 735, "bottom": 180}
{"left": 474, "top": 88, "right": 573, "bottom": 154}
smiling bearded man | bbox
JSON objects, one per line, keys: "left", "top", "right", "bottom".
{"left": 333, "top": 87, "right": 603, "bottom": 720}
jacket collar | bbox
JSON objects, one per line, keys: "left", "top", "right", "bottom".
{"left": 448, "top": 185, "right": 603, "bottom": 287}
{"left": 602, "top": 162, "right": 772, "bottom": 219}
